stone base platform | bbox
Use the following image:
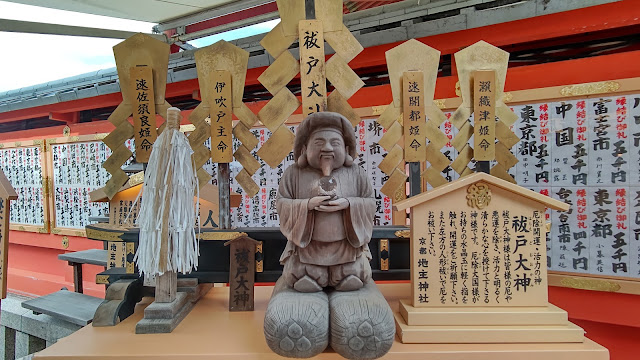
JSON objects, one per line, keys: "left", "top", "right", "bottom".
{"left": 399, "top": 299, "right": 570, "bottom": 326}
{"left": 395, "top": 298, "right": 592, "bottom": 346}
{"left": 135, "top": 281, "right": 212, "bottom": 334}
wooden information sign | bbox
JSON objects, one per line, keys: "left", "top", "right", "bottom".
{"left": 392, "top": 173, "right": 588, "bottom": 344}
{"left": 130, "top": 66, "right": 158, "bottom": 163}
{"left": 225, "top": 235, "right": 259, "bottom": 311}
{"left": 396, "top": 174, "right": 568, "bottom": 308}
{"left": 299, "top": 20, "right": 327, "bottom": 117}
{"left": 473, "top": 70, "right": 496, "bottom": 161}
{"left": 109, "top": 192, "right": 142, "bottom": 227}
{"left": 210, "top": 70, "right": 233, "bottom": 163}
{"left": 0, "top": 169, "right": 17, "bottom": 299}
{"left": 403, "top": 71, "right": 426, "bottom": 162}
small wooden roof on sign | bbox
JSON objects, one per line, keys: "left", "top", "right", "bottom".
{"left": 0, "top": 169, "right": 17, "bottom": 200}
{"left": 393, "top": 172, "right": 569, "bottom": 212}
{"left": 223, "top": 234, "right": 259, "bottom": 247}
{"left": 89, "top": 171, "right": 145, "bottom": 202}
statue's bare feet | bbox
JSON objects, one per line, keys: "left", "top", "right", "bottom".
{"left": 335, "top": 275, "right": 364, "bottom": 291}
{"left": 264, "top": 278, "right": 329, "bottom": 358}
{"left": 293, "top": 275, "right": 323, "bottom": 292}
{"left": 328, "top": 281, "right": 395, "bottom": 359}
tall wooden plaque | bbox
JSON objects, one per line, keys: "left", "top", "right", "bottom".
{"left": 473, "top": 70, "right": 496, "bottom": 161}
{"left": 130, "top": 66, "right": 158, "bottom": 163}
{"left": 210, "top": 70, "right": 233, "bottom": 163}
{"left": 299, "top": 20, "right": 327, "bottom": 116}
{"left": 403, "top": 71, "right": 426, "bottom": 162}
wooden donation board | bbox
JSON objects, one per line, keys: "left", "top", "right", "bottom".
{"left": 0, "top": 141, "right": 48, "bottom": 233}
{"left": 393, "top": 173, "right": 590, "bottom": 345}
{"left": 130, "top": 66, "right": 158, "bottom": 163}
{"left": 0, "top": 169, "right": 17, "bottom": 299}
{"left": 363, "top": 81, "right": 640, "bottom": 286}
{"left": 48, "top": 136, "right": 133, "bottom": 235}
{"left": 201, "top": 121, "right": 397, "bottom": 228}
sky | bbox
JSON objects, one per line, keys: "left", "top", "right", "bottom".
{"left": 0, "top": 1, "right": 278, "bottom": 93}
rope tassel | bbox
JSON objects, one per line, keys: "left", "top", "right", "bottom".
{"left": 134, "top": 107, "right": 199, "bottom": 277}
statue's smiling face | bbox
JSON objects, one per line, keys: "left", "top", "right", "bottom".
{"left": 306, "top": 128, "right": 346, "bottom": 176}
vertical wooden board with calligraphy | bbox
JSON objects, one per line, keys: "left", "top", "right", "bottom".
{"left": 210, "top": 70, "right": 233, "bottom": 163}
{"left": 403, "top": 71, "right": 426, "bottom": 162}
{"left": 473, "top": 70, "right": 496, "bottom": 161}
{"left": 226, "top": 236, "right": 257, "bottom": 311}
{"left": 299, "top": 20, "right": 327, "bottom": 117}
{"left": 130, "top": 66, "right": 157, "bottom": 163}
{"left": 107, "top": 241, "right": 126, "bottom": 270}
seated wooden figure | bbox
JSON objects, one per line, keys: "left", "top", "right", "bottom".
{"left": 264, "top": 112, "right": 395, "bottom": 360}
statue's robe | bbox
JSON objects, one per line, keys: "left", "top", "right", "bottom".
{"left": 277, "top": 164, "right": 376, "bottom": 277}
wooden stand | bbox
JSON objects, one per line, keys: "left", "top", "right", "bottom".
{"left": 396, "top": 301, "right": 585, "bottom": 344}
{"left": 135, "top": 278, "right": 211, "bottom": 334}
{"left": 133, "top": 108, "right": 206, "bottom": 334}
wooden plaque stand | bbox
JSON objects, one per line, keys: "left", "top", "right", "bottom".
{"left": 392, "top": 173, "right": 606, "bottom": 360}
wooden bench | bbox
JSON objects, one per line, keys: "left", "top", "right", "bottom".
{"left": 21, "top": 290, "right": 104, "bottom": 326}
{"left": 58, "top": 249, "right": 107, "bottom": 294}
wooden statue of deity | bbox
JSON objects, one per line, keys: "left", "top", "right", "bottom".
{"left": 264, "top": 112, "right": 395, "bottom": 360}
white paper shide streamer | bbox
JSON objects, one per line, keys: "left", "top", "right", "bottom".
{"left": 134, "top": 107, "right": 199, "bottom": 276}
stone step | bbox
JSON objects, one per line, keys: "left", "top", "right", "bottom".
{"left": 21, "top": 290, "right": 103, "bottom": 326}
{"left": 399, "top": 299, "right": 569, "bottom": 326}
{"left": 394, "top": 312, "right": 585, "bottom": 344}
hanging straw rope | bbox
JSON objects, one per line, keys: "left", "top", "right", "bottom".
{"left": 134, "top": 107, "right": 199, "bottom": 276}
